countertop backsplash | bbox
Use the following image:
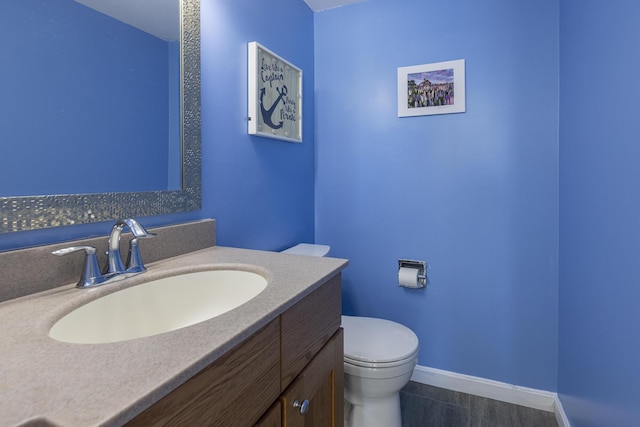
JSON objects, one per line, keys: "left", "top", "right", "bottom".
{"left": 0, "top": 219, "right": 216, "bottom": 303}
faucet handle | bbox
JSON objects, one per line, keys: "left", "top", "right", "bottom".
{"left": 52, "top": 246, "right": 107, "bottom": 288}
{"left": 125, "top": 234, "right": 155, "bottom": 273}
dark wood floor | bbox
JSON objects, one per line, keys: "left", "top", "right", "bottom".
{"left": 400, "top": 381, "right": 558, "bottom": 427}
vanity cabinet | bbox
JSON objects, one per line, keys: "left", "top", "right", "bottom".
{"left": 128, "top": 274, "right": 343, "bottom": 427}
{"left": 280, "top": 329, "right": 343, "bottom": 427}
{"left": 255, "top": 401, "right": 282, "bottom": 426}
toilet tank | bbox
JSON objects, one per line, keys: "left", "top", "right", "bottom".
{"left": 281, "top": 243, "right": 330, "bottom": 257}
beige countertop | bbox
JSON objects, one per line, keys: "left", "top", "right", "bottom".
{"left": 0, "top": 246, "right": 348, "bottom": 427}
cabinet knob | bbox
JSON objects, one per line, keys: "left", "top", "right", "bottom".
{"left": 293, "top": 399, "right": 310, "bottom": 415}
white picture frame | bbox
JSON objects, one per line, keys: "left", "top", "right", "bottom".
{"left": 397, "top": 59, "right": 465, "bottom": 117}
{"left": 248, "top": 42, "right": 302, "bottom": 143}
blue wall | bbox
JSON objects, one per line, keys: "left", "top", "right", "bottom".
{"left": 558, "top": 1, "right": 640, "bottom": 425}
{"left": 200, "top": 0, "right": 316, "bottom": 250}
{"left": 314, "top": 0, "right": 559, "bottom": 391}
{"left": 0, "top": 0, "right": 315, "bottom": 252}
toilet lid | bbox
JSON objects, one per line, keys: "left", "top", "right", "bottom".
{"left": 341, "top": 316, "right": 419, "bottom": 365}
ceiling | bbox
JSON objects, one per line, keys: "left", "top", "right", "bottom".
{"left": 303, "top": 0, "right": 367, "bottom": 12}
{"left": 74, "top": 0, "right": 180, "bottom": 41}
{"left": 74, "top": 0, "right": 365, "bottom": 41}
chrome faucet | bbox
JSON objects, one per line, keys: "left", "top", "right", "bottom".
{"left": 104, "top": 218, "right": 155, "bottom": 275}
{"left": 52, "top": 218, "right": 155, "bottom": 288}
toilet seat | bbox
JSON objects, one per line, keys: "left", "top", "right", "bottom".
{"left": 342, "top": 315, "right": 419, "bottom": 367}
{"left": 344, "top": 347, "right": 419, "bottom": 369}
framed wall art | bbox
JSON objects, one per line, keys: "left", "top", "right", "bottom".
{"left": 397, "top": 59, "right": 465, "bottom": 117}
{"left": 248, "top": 41, "right": 302, "bottom": 143}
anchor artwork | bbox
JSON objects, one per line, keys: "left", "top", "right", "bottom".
{"left": 248, "top": 42, "right": 302, "bottom": 143}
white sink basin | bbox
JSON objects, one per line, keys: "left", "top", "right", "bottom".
{"left": 49, "top": 270, "right": 268, "bottom": 344}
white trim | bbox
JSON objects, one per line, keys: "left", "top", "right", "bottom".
{"left": 410, "top": 365, "right": 570, "bottom": 425}
{"left": 554, "top": 394, "right": 571, "bottom": 427}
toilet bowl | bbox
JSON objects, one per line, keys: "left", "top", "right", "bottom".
{"left": 342, "top": 315, "right": 418, "bottom": 427}
{"left": 281, "top": 244, "right": 419, "bottom": 427}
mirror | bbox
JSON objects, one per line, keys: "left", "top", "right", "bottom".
{"left": 0, "top": 0, "right": 201, "bottom": 233}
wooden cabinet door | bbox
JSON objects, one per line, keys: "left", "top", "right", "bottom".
{"left": 256, "top": 401, "right": 282, "bottom": 427}
{"left": 280, "top": 329, "right": 344, "bottom": 427}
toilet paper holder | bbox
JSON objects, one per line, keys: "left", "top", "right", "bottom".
{"left": 398, "top": 259, "right": 428, "bottom": 289}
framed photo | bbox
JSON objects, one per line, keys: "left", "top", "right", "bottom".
{"left": 248, "top": 42, "right": 302, "bottom": 143}
{"left": 397, "top": 59, "right": 465, "bottom": 117}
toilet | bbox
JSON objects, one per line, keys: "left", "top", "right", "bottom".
{"left": 342, "top": 315, "right": 419, "bottom": 427}
{"left": 282, "top": 244, "right": 420, "bottom": 427}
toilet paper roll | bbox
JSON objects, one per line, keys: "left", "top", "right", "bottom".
{"left": 398, "top": 267, "right": 420, "bottom": 288}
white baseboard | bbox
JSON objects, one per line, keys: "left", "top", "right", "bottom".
{"left": 554, "top": 394, "right": 571, "bottom": 427}
{"left": 410, "top": 365, "right": 570, "bottom": 426}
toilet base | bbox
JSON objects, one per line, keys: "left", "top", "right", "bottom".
{"left": 344, "top": 393, "right": 402, "bottom": 427}
{"left": 341, "top": 315, "right": 419, "bottom": 427}
{"left": 343, "top": 354, "right": 416, "bottom": 427}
